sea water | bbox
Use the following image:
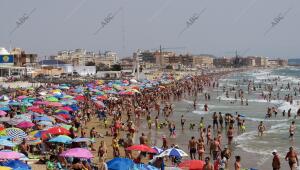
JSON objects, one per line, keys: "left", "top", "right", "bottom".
{"left": 134, "top": 67, "right": 300, "bottom": 169}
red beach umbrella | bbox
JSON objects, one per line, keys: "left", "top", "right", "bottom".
{"left": 46, "top": 126, "right": 70, "bottom": 135}
{"left": 58, "top": 106, "right": 73, "bottom": 111}
{"left": 126, "top": 144, "right": 157, "bottom": 153}
{"left": 179, "top": 160, "right": 205, "bottom": 170}
{"left": 28, "top": 107, "right": 45, "bottom": 114}
{"left": 74, "top": 95, "right": 85, "bottom": 101}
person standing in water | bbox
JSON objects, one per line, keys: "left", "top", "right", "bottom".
{"left": 258, "top": 121, "right": 266, "bottom": 137}
{"left": 289, "top": 121, "right": 296, "bottom": 140}
{"left": 285, "top": 147, "right": 299, "bottom": 170}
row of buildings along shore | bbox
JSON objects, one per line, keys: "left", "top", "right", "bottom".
{"left": 0, "top": 47, "right": 288, "bottom": 78}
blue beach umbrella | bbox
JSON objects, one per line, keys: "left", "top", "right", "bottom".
{"left": 34, "top": 116, "right": 52, "bottom": 122}
{"left": 0, "top": 139, "right": 16, "bottom": 147}
{"left": 132, "top": 164, "right": 159, "bottom": 170}
{"left": 49, "top": 135, "right": 72, "bottom": 144}
{"left": 107, "top": 158, "right": 134, "bottom": 170}
{"left": 71, "top": 137, "right": 94, "bottom": 143}
{"left": 0, "top": 106, "right": 10, "bottom": 111}
{"left": 0, "top": 160, "right": 31, "bottom": 170}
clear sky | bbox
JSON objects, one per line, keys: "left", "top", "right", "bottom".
{"left": 0, "top": 0, "right": 299, "bottom": 58}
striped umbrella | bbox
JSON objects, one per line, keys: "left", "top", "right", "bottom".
{"left": 0, "top": 128, "right": 27, "bottom": 144}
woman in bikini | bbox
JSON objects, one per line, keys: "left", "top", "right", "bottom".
{"left": 197, "top": 138, "right": 205, "bottom": 160}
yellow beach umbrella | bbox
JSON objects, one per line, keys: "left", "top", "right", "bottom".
{"left": 0, "top": 166, "right": 12, "bottom": 170}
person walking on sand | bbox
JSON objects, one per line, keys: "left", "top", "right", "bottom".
{"left": 272, "top": 150, "right": 280, "bottom": 170}
{"left": 258, "top": 121, "right": 266, "bottom": 137}
{"left": 285, "top": 147, "right": 299, "bottom": 170}
{"left": 203, "top": 157, "right": 214, "bottom": 170}
{"left": 188, "top": 136, "right": 197, "bottom": 160}
{"left": 235, "top": 156, "right": 241, "bottom": 170}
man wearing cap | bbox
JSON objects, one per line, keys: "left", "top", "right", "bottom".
{"left": 272, "top": 150, "right": 280, "bottom": 170}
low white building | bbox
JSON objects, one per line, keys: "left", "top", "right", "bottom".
{"left": 73, "top": 66, "right": 96, "bottom": 76}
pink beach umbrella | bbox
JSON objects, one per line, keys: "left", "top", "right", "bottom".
{"left": 34, "top": 101, "right": 49, "bottom": 105}
{"left": 16, "top": 121, "right": 35, "bottom": 129}
{"left": 0, "top": 150, "right": 26, "bottom": 159}
{"left": 0, "top": 110, "right": 7, "bottom": 116}
{"left": 47, "top": 102, "right": 63, "bottom": 107}
{"left": 59, "top": 148, "right": 94, "bottom": 159}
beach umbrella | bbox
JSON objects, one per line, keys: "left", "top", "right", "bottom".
{"left": 74, "top": 95, "right": 85, "bottom": 101}
{"left": 126, "top": 144, "right": 157, "bottom": 153}
{"left": 107, "top": 157, "right": 134, "bottom": 170}
{"left": 0, "top": 139, "right": 16, "bottom": 147}
{"left": 0, "top": 166, "right": 12, "bottom": 170}
{"left": 0, "top": 110, "right": 7, "bottom": 116}
{"left": 34, "top": 116, "right": 52, "bottom": 122}
{"left": 46, "top": 97, "right": 59, "bottom": 102}
{"left": 29, "top": 130, "right": 45, "bottom": 138}
{"left": 27, "top": 138, "right": 42, "bottom": 145}
{"left": 59, "top": 148, "right": 93, "bottom": 159}
{"left": 46, "top": 127, "right": 70, "bottom": 135}
{"left": 6, "top": 119, "right": 23, "bottom": 126}
{"left": 0, "top": 95, "right": 9, "bottom": 101}
{"left": 156, "top": 148, "right": 188, "bottom": 158}
{"left": 0, "top": 128, "right": 27, "bottom": 144}
{"left": 0, "top": 151, "right": 25, "bottom": 160}
{"left": 132, "top": 164, "right": 159, "bottom": 170}
{"left": 96, "top": 95, "right": 108, "bottom": 100}
{"left": 130, "top": 79, "right": 138, "bottom": 84}
{"left": 16, "top": 121, "right": 35, "bottom": 129}
{"left": 165, "top": 167, "right": 182, "bottom": 170}
{"left": 0, "top": 106, "right": 10, "bottom": 111}
{"left": 52, "top": 115, "right": 68, "bottom": 123}
{"left": 71, "top": 137, "right": 94, "bottom": 143}
{"left": 178, "top": 160, "right": 205, "bottom": 170}
{"left": 14, "top": 114, "right": 32, "bottom": 121}
{"left": 49, "top": 135, "right": 72, "bottom": 144}
{"left": 95, "top": 101, "right": 106, "bottom": 108}
{"left": 55, "top": 109, "right": 69, "bottom": 114}
{"left": 1, "top": 160, "right": 31, "bottom": 170}
{"left": 47, "top": 102, "right": 63, "bottom": 107}
{"left": 37, "top": 121, "right": 53, "bottom": 126}
{"left": 27, "top": 107, "right": 44, "bottom": 114}
{"left": 58, "top": 106, "right": 73, "bottom": 111}
{"left": 152, "top": 147, "right": 163, "bottom": 154}
{"left": 0, "top": 117, "right": 10, "bottom": 122}
{"left": 56, "top": 113, "right": 71, "bottom": 119}
{"left": 33, "top": 101, "right": 48, "bottom": 105}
